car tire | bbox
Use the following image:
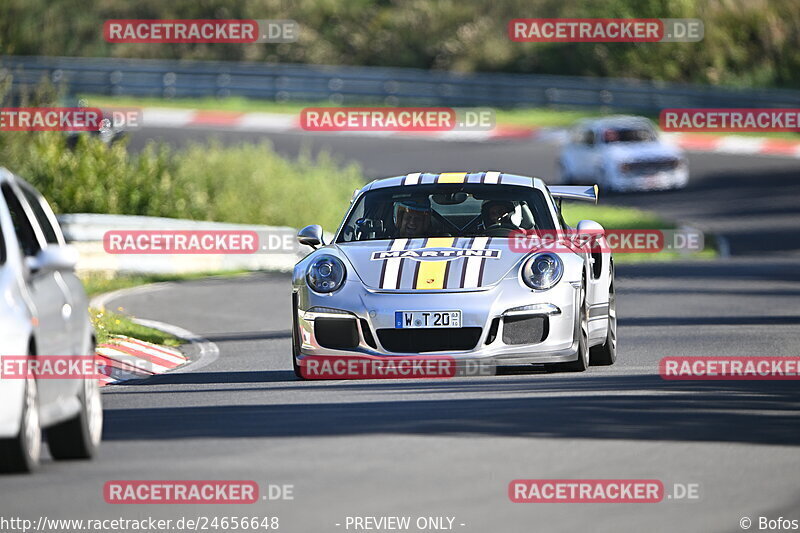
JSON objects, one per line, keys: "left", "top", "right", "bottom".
{"left": 590, "top": 278, "right": 617, "bottom": 366}
{"left": 0, "top": 376, "right": 42, "bottom": 473}
{"left": 555, "top": 283, "right": 589, "bottom": 372}
{"left": 47, "top": 370, "right": 103, "bottom": 460}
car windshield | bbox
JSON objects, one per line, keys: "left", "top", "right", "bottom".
{"left": 601, "top": 126, "right": 656, "bottom": 143}
{"left": 336, "top": 184, "right": 556, "bottom": 242}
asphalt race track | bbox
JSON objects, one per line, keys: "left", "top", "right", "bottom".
{"left": 2, "top": 127, "right": 799, "bottom": 533}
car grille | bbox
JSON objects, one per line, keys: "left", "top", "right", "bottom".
{"left": 626, "top": 159, "right": 679, "bottom": 175}
{"left": 377, "top": 327, "right": 482, "bottom": 353}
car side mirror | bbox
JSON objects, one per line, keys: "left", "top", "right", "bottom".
{"left": 297, "top": 224, "right": 325, "bottom": 249}
{"left": 25, "top": 245, "right": 79, "bottom": 274}
{"left": 576, "top": 219, "right": 605, "bottom": 249}
{"left": 576, "top": 219, "right": 604, "bottom": 233}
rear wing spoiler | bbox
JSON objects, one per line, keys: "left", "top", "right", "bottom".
{"left": 549, "top": 185, "right": 598, "bottom": 205}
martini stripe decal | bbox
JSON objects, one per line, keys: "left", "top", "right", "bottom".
{"left": 461, "top": 236, "right": 489, "bottom": 288}
{"left": 484, "top": 171, "right": 501, "bottom": 184}
{"left": 413, "top": 237, "right": 456, "bottom": 290}
{"left": 403, "top": 172, "right": 421, "bottom": 185}
{"left": 437, "top": 172, "right": 468, "bottom": 184}
{"left": 379, "top": 238, "right": 409, "bottom": 289}
{"left": 458, "top": 237, "right": 475, "bottom": 289}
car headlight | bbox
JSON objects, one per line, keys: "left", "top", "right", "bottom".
{"left": 306, "top": 255, "right": 346, "bottom": 293}
{"left": 522, "top": 252, "right": 564, "bottom": 290}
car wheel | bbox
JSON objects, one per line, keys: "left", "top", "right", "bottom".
{"left": 590, "top": 278, "right": 617, "bottom": 366}
{"left": 47, "top": 367, "right": 103, "bottom": 460}
{"left": 556, "top": 283, "right": 589, "bottom": 372}
{"left": 0, "top": 376, "right": 42, "bottom": 473}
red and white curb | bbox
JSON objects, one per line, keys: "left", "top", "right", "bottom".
{"left": 664, "top": 132, "right": 800, "bottom": 158}
{"left": 135, "top": 107, "right": 800, "bottom": 157}
{"left": 96, "top": 335, "right": 187, "bottom": 387}
{"left": 137, "top": 108, "right": 551, "bottom": 142}
{"left": 90, "top": 284, "right": 220, "bottom": 386}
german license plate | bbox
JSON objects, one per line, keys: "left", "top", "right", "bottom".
{"left": 394, "top": 310, "right": 461, "bottom": 328}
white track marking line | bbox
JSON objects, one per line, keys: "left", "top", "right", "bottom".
{"left": 91, "top": 284, "right": 220, "bottom": 381}
{"left": 132, "top": 318, "right": 219, "bottom": 374}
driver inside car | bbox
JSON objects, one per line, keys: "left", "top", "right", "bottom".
{"left": 480, "top": 199, "right": 518, "bottom": 231}
{"left": 394, "top": 198, "right": 433, "bottom": 237}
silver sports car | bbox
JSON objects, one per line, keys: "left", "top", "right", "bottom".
{"left": 291, "top": 171, "right": 616, "bottom": 378}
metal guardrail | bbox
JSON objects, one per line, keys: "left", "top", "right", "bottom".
{"left": 56, "top": 213, "right": 295, "bottom": 242}
{"left": 57, "top": 213, "right": 305, "bottom": 274}
{"left": 3, "top": 55, "right": 800, "bottom": 112}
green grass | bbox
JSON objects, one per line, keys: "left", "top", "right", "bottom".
{"left": 1, "top": 134, "right": 364, "bottom": 234}
{"left": 82, "top": 94, "right": 800, "bottom": 141}
{"left": 560, "top": 201, "right": 717, "bottom": 263}
{"left": 82, "top": 271, "right": 249, "bottom": 347}
{"left": 561, "top": 203, "right": 665, "bottom": 230}
{"left": 83, "top": 271, "right": 252, "bottom": 347}
{"left": 82, "top": 95, "right": 333, "bottom": 115}
{"left": 90, "top": 307, "right": 181, "bottom": 347}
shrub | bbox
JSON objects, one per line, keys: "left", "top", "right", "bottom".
{"left": 0, "top": 131, "right": 364, "bottom": 233}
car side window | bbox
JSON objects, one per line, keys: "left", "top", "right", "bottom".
{"left": 20, "top": 185, "right": 60, "bottom": 245}
{"left": 1, "top": 184, "right": 42, "bottom": 257}
{"left": 0, "top": 215, "right": 6, "bottom": 265}
{"left": 546, "top": 190, "right": 568, "bottom": 230}
{"left": 581, "top": 129, "right": 595, "bottom": 146}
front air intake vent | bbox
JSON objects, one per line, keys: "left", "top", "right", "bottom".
{"left": 502, "top": 316, "right": 548, "bottom": 345}
{"left": 315, "top": 318, "right": 359, "bottom": 350}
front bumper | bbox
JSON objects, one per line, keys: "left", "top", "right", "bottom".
{"left": 294, "top": 277, "right": 582, "bottom": 366}
{"left": 609, "top": 167, "right": 688, "bottom": 192}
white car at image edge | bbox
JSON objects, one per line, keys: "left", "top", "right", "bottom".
{"left": 0, "top": 168, "right": 101, "bottom": 473}
{"left": 559, "top": 116, "right": 688, "bottom": 192}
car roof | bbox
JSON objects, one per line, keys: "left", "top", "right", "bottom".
{"left": 361, "top": 171, "right": 547, "bottom": 194}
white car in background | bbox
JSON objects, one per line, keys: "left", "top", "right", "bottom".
{"left": 559, "top": 116, "right": 688, "bottom": 192}
{"left": 0, "top": 168, "right": 101, "bottom": 473}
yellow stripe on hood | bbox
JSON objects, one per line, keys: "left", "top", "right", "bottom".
{"left": 414, "top": 237, "right": 456, "bottom": 290}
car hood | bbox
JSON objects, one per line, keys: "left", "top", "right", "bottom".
{"left": 603, "top": 141, "right": 682, "bottom": 161}
{"left": 335, "top": 237, "right": 541, "bottom": 291}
